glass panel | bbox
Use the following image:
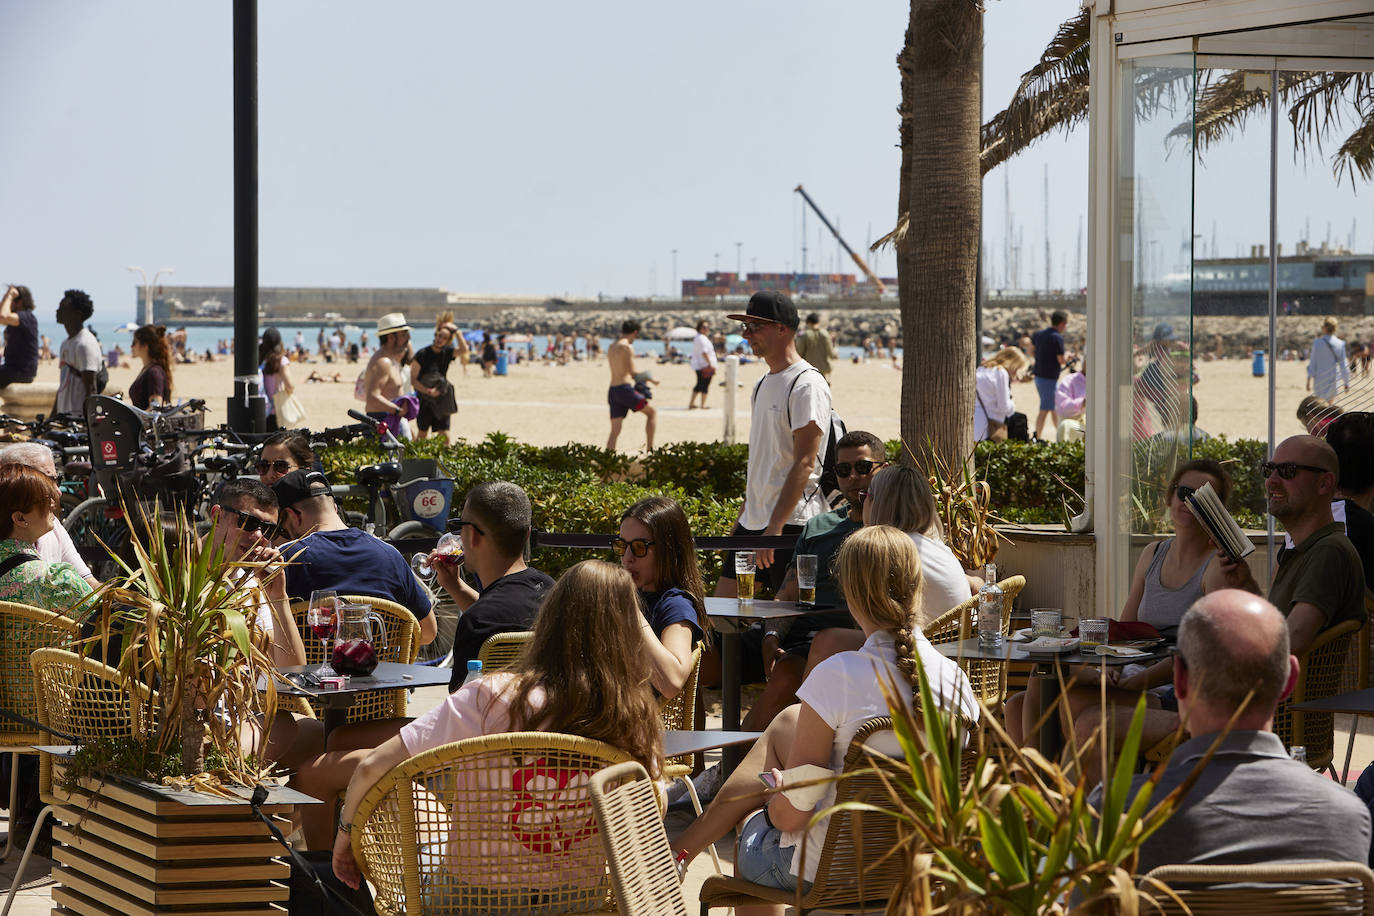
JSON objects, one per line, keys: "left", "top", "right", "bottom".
{"left": 1112, "top": 52, "right": 1195, "bottom": 614}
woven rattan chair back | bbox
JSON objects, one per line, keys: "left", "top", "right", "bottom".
{"left": 924, "top": 600, "right": 966, "bottom": 645}
{"left": 659, "top": 644, "right": 703, "bottom": 767}
{"left": 1273, "top": 617, "right": 1361, "bottom": 773}
{"left": 477, "top": 631, "right": 534, "bottom": 674}
{"left": 352, "top": 731, "right": 630, "bottom": 916}
{"left": 589, "top": 761, "right": 689, "bottom": 916}
{"left": 0, "top": 603, "right": 79, "bottom": 747}
{"left": 1142, "top": 861, "right": 1374, "bottom": 914}
{"left": 291, "top": 595, "right": 420, "bottom": 724}
{"left": 30, "top": 647, "right": 154, "bottom": 800}
{"left": 699, "top": 716, "right": 908, "bottom": 914}
{"left": 950, "top": 575, "right": 1025, "bottom": 709}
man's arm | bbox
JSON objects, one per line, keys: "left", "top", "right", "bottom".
{"left": 1286, "top": 602, "right": 1326, "bottom": 657}
{"left": 758, "top": 421, "right": 824, "bottom": 568}
{"left": 432, "top": 558, "right": 479, "bottom": 610}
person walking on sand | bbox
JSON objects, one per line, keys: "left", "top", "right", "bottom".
{"left": 1308, "top": 317, "right": 1350, "bottom": 401}
{"left": 606, "top": 319, "right": 656, "bottom": 452}
{"left": 688, "top": 319, "right": 717, "bottom": 409}
{"left": 795, "top": 312, "right": 837, "bottom": 381}
{"left": 363, "top": 313, "right": 413, "bottom": 437}
{"left": 1031, "top": 310, "right": 1071, "bottom": 440}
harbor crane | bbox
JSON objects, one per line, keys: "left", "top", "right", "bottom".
{"left": 793, "top": 184, "right": 886, "bottom": 294}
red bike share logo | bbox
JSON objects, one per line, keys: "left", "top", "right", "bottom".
{"left": 99, "top": 440, "right": 117, "bottom": 463}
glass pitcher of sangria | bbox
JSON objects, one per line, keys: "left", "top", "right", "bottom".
{"left": 330, "top": 603, "right": 387, "bottom": 676}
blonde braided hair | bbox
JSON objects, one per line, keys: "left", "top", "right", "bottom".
{"left": 834, "top": 525, "right": 925, "bottom": 687}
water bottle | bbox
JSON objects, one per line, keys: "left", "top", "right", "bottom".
{"left": 461, "top": 659, "right": 483, "bottom": 688}
{"left": 978, "top": 563, "right": 1004, "bottom": 651}
{"left": 1289, "top": 745, "right": 1307, "bottom": 766}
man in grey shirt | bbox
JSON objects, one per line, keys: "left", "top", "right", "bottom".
{"left": 1103, "top": 590, "right": 1369, "bottom": 873}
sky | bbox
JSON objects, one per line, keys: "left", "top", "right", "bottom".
{"left": 1, "top": 1, "right": 1369, "bottom": 329}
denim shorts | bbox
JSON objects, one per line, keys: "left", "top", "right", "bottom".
{"left": 1034, "top": 375, "right": 1058, "bottom": 411}
{"left": 735, "top": 810, "right": 812, "bottom": 892}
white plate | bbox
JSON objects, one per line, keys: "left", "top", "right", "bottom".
{"left": 1021, "top": 637, "right": 1080, "bottom": 654}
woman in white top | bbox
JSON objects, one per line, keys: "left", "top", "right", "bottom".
{"left": 674, "top": 527, "right": 977, "bottom": 900}
{"left": 973, "top": 346, "right": 1028, "bottom": 441}
{"left": 688, "top": 319, "right": 718, "bottom": 409}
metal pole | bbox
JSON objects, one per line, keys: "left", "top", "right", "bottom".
{"left": 1266, "top": 68, "right": 1279, "bottom": 568}
{"left": 723, "top": 355, "right": 738, "bottom": 444}
{"left": 230, "top": 0, "right": 265, "bottom": 433}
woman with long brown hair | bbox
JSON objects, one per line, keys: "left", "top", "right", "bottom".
{"left": 673, "top": 527, "right": 976, "bottom": 903}
{"left": 616, "top": 495, "right": 709, "bottom": 698}
{"left": 128, "top": 324, "right": 173, "bottom": 409}
{"left": 331, "top": 560, "right": 663, "bottom": 889}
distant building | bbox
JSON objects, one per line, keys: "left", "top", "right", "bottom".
{"left": 150, "top": 286, "right": 469, "bottom": 325}
{"left": 680, "top": 271, "right": 896, "bottom": 299}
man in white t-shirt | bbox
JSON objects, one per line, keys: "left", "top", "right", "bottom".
{"left": 688, "top": 319, "right": 717, "bottom": 410}
{"left": 715, "top": 291, "right": 830, "bottom": 598}
{"left": 0, "top": 442, "right": 98, "bottom": 587}
{"left": 52, "top": 289, "right": 103, "bottom": 418}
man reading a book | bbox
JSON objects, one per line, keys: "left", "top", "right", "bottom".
{"left": 1218, "top": 434, "right": 1366, "bottom": 655}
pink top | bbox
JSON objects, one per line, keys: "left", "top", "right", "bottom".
{"left": 399, "top": 672, "right": 535, "bottom": 754}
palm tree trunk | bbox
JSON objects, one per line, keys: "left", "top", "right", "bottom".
{"left": 897, "top": 0, "right": 982, "bottom": 472}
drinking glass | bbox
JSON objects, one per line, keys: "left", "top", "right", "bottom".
{"left": 795, "top": 554, "right": 818, "bottom": 606}
{"left": 306, "top": 589, "right": 338, "bottom": 677}
{"left": 735, "top": 551, "right": 757, "bottom": 604}
{"left": 1079, "top": 618, "right": 1109, "bottom": 649}
{"left": 413, "top": 532, "right": 463, "bottom": 578}
{"left": 1031, "top": 608, "right": 1063, "bottom": 639}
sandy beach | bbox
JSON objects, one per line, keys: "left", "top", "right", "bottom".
{"left": 18, "top": 350, "right": 1348, "bottom": 449}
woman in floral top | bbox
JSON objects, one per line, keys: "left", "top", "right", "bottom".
{"left": 0, "top": 463, "right": 93, "bottom": 613}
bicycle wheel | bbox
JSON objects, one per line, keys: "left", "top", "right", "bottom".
{"left": 64, "top": 497, "right": 129, "bottom": 582}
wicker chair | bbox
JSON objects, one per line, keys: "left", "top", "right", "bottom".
{"left": 588, "top": 761, "right": 690, "bottom": 916}
{"left": 351, "top": 732, "right": 630, "bottom": 916}
{"left": 290, "top": 595, "right": 421, "bottom": 724}
{"left": 0, "top": 603, "right": 79, "bottom": 861}
{"left": 1146, "top": 617, "right": 1362, "bottom": 772}
{"left": 924, "top": 601, "right": 963, "bottom": 645}
{"left": 4, "top": 648, "right": 155, "bottom": 915}
{"left": 1142, "top": 861, "right": 1374, "bottom": 914}
{"left": 698, "top": 716, "right": 907, "bottom": 916}
{"left": 927, "top": 576, "right": 1025, "bottom": 709}
{"left": 477, "top": 630, "right": 534, "bottom": 673}
{"left": 656, "top": 645, "right": 721, "bottom": 873}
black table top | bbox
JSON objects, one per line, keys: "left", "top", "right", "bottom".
{"left": 268, "top": 661, "right": 452, "bottom": 698}
{"left": 663, "top": 730, "right": 762, "bottom": 758}
{"left": 1291, "top": 688, "right": 1374, "bottom": 715}
{"left": 704, "top": 597, "right": 833, "bottom": 624}
{"left": 934, "top": 636, "right": 1171, "bottom": 667}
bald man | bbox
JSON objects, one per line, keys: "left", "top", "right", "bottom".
{"left": 1103, "top": 591, "right": 1369, "bottom": 873}
{"left": 1218, "top": 434, "right": 1367, "bottom": 655}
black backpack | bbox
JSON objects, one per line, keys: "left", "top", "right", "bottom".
{"left": 752, "top": 366, "right": 847, "bottom": 506}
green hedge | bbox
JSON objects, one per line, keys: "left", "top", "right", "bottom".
{"left": 315, "top": 431, "right": 1272, "bottom": 580}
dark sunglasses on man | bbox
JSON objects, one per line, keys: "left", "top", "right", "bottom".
{"left": 1259, "top": 461, "right": 1328, "bottom": 480}
{"left": 256, "top": 459, "right": 296, "bottom": 476}
{"left": 611, "top": 536, "right": 654, "bottom": 558}
{"left": 834, "top": 459, "right": 883, "bottom": 479}
{"left": 219, "top": 504, "right": 281, "bottom": 541}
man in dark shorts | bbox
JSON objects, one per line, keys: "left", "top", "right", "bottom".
{"left": 606, "top": 319, "right": 656, "bottom": 452}
{"left": 410, "top": 321, "right": 458, "bottom": 443}
{"left": 1031, "top": 310, "right": 1069, "bottom": 440}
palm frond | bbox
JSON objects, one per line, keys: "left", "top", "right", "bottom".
{"left": 1335, "top": 111, "right": 1374, "bottom": 182}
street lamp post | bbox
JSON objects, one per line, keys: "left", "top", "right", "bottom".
{"left": 127, "top": 265, "right": 175, "bottom": 326}
{"left": 735, "top": 242, "right": 742, "bottom": 276}
{"left": 672, "top": 249, "right": 678, "bottom": 298}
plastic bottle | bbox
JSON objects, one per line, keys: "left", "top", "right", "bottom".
{"left": 1289, "top": 745, "right": 1307, "bottom": 765}
{"left": 461, "top": 659, "right": 483, "bottom": 688}
{"left": 978, "top": 563, "right": 1004, "bottom": 651}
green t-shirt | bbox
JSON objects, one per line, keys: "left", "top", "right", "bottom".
{"left": 788, "top": 507, "right": 861, "bottom": 609}
{"left": 1268, "top": 523, "right": 1368, "bottom": 631}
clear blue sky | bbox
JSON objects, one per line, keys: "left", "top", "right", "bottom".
{"left": 1, "top": 1, "right": 1367, "bottom": 330}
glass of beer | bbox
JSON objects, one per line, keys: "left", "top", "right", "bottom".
{"left": 735, "top": 550, "right": 756, "bottom": 604}
{"left": 795, "top": 554, "right": 818, "bottom": 606}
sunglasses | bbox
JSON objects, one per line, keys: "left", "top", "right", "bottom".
{"left": 834, "top": 459, "right": 881, "bottom": 479}
{"left": 1260, "top": 461, "right": 1328, "bottom": 480}
{"left": 219, "top": 504, "right": 281, "bottom": 540}
{"left": 739, "top": 320, "right": 773, "bottom": 335}
{"left": 1174, "top": 484, "right": 1196, "bottom": 503}
{"left": 456, "top": 519, "right": 486, "bottom": 536}
{"left": 611, "top": 536, "right": 654, "bottom": 558}
{"left": 256, "top": 459, "right": 296, "bottom": 475}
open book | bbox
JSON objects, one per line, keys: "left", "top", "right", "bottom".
{"left": 1183, "top": 481, "right": 1255, "bottom": 562}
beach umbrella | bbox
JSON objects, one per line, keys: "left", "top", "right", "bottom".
{"left": 114, "top": 322, "right": 140, "bottom": 333}
{"left": 462, "top": 329, "right": 485, "bottom": 344}
{"left": 725, "top": 334, "right": 745, "bottom": 349}
{"left": 665, "top": 326, "right": 697, "bottom": 341}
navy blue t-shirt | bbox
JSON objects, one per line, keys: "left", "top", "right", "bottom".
{"left": 639, "top": 587, "right": 704, "bottom": 642}
{"left": 1031, "top": 326, "right": 1065, "bottom": 380}
{"left": 2, "top": 311, "right": 39, "bottom": 380}
{"left": 283, "top": 527, "right": 433, "bottom": 620}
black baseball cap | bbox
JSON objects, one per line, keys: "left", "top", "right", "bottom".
{"left": 272, "top": 469, "right": 331, "bottom": 510}
{"left": 727, "top": 290, "right": 800, "bottom": 331}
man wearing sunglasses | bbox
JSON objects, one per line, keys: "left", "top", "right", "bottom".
{"left": 714, "top": 291, "right": 832, "bottom": 597}
{"left": 272, "top": 469, "right": 438, "bottom": 647}
{"left": 1216, "top": 435, "right": 1366, "bottom": 655}
{"left": 428, "top": 481, "right": 553, "bottom": 692}
{"left": 208, "top": 479, "right": 308, "bottom": 669}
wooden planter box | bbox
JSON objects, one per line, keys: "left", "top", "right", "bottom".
{"left": 47, "top": 761, "right": 310, "bottom": 916}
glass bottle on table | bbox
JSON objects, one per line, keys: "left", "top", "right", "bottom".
{"left": 977, "top": 563, "right": 1004, "bottom": 651}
